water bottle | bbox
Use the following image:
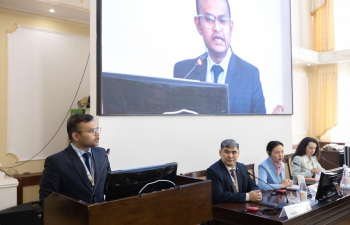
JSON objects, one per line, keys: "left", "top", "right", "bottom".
{"left": 299, "top": 181, "right": 308, "bottom": 202}
{"left": 341, "top": 164, "right": 350, "bottom": 190}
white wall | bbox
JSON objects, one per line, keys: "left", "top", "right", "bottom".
{"left": 7, "top": 25, "right": 90, "bottom": 161}
{"left": 290, "top": 0, "right": 312, "bottom": 143}
{"left": 291, "top": 66, "right": 309, "bottom": 142}
{"left": 91, "top": 1, "right": 293, "bottom": 173}
{"left": 291, "top": 0, "right": 312, "bottom": 49}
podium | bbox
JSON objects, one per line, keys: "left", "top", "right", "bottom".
{"left": 44, "top": 176, "right": 212, "bottom": 225}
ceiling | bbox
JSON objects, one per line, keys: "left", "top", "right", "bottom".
{"left": 0, "top": 0, "right": 90, "bottom": 25}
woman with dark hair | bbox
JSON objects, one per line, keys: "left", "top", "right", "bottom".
{"left": 258, "top": 141, "right": 293, "bottom": 191}
{"left": 291, "top": 137, "right": 325, "bottom": 184}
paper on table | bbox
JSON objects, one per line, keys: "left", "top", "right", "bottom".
{"left": 287, "top": 185, "right": 300, "bottom": 191}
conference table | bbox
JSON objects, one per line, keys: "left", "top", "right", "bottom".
{"left": 211, "top": 189, "right": 350, "bottom": 225}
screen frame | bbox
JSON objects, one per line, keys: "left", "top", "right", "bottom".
{"left": 96, "top": 0, "right": 293, "bottom": 116}
{"left": 105, "top": 162, "right": 178, "bottom": 201}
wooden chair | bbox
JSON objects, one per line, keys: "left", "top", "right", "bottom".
{"left": 245, "top": 163, "right": 255, "bottom": 180}
{"left": 283, "top": 154, "right": 294, "bottom": 180}
{"left": 180, "top": 170, "right": 207, "bottom": 180}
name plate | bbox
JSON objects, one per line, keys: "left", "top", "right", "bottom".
{"left": 279, "top": 202, "right": 311, "bottom": 219}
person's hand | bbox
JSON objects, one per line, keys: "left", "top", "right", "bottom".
{"left": 249, "top": 190, "right": 262, "bottom": 202}
{"left": 280, "top": 179, "right": 293, "bottom": 188}
{"left": 272, "top": 105, "right": 284, "bottom": 114}
{"left": 311, "top": 168, "right": 319, "bottom": 174}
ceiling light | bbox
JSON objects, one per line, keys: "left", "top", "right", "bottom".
{"left": 307, "top": 63, "right": 311, "bottom": 66}
{"left": 49, "top": 9, "right": 55, "bottom": 13}
{"left": 296, "top": 61, "right": 299, "bottom": 64}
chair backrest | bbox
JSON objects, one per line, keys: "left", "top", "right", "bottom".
{"left": 283, "top": 154, "right": 294, "bottom": 180}
{"left": 181, "top": 164, "right": 256, "bottom": 180}
{"left": 180, "top": 170, "right": 207, "bottom": 180}
{"left": 245, "top": 163, "right": 255, "bottom": 180}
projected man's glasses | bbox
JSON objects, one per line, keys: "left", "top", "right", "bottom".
{"left": 196, "top": 14, "right": 232, "bottom": 30}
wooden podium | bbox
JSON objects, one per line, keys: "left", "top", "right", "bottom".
{"left": 44, "top": 176, "right": 212, "bottom": 225}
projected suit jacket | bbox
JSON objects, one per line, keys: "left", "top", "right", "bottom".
{"left": 173, "top": 52, "right": 266, "bottom": 114}
{"left": 207, "top": 159, "right": 259, "bottom": 204}
{"left": 39, "top": 145, "right": 111, "bottom": 204}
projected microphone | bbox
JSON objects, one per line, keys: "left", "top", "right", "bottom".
{"left": 247, "top": 172, "right": 289, "bottom": 210}
{"left": 183, "top": 52, "right": 208, "bottom": 79}
{"left": 320, "top": 157, "right": 340, "bottom": 168}
{"left": 90, "top": 148, "right": 110, "bottom": 204}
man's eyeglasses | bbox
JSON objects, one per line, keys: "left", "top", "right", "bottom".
{"left": 77, "top": 127, "right": 101, "bottom": 135}
{"left": 196, "top": 14, "right": 232, "bottom": 30}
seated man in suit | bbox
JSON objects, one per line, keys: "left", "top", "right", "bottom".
{"left": 173, "top": 0, "right": 266, "bottom": 114}
{"left": 207, "top": 139, "right": 262, "bottom": 204}
{"left": 39, "top": 113, "right": 111, "bottom": 206}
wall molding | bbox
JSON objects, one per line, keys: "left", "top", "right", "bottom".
{"left": 292, "top": 47, "right": 350, "bottom": 65}
{"left": 0, "top": 7, "right": 89, "bottom": 27}
{"left": 40, "top": 0, "right": 89, "bottom": 12}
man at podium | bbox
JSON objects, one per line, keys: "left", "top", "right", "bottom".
{"left": 39, "top": 114, "right": 111, "bottom": 206}
{"left": 207, "top": 139, "right": 262, "bottom": 204}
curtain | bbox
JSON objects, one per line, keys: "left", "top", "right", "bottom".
{"left": 308, "top": 64, "right": 338, "bottom": 139}
{"left": 308, "top": 0, "right": 337, "bottom": 140}
{"left": 311, "top": 0, "right": 326, "bottom": 15}
{"left": 311, "top": 0, "right": 335, "bottom": 52}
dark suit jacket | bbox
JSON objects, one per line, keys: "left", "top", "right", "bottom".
{"left": 39, "top": 145, "right": 111, "bottom": 204}
{"left": 207, "top": 160, "right": 259, "bottom": 204}
{"left": 174, "top": 52, "right": 266, "bottom": 114}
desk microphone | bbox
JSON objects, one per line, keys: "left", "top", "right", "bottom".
{"left": 247, "top": 172, "right": 289, "bottom": 210}
{"left": 320, "top": 157, "right": 340, "bottom": 168}
{"left": 183, "top": 52, "right": 208, "bottom": 79}
{"left": 292, "top": 162, "right": 314, "bottom": 173}
{"left": 90, "top": 148, "right": 110, "bottom": 204}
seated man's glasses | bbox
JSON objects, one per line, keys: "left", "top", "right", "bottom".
{"left": 196, "top": 14, "right": 232, "bottom": 30}
{"left": 77, "top": 127, "right": 101, "bottom": 135}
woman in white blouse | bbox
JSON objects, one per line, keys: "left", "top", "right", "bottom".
{"left": 291, "top": 137, "right": 325, "bottom": 184}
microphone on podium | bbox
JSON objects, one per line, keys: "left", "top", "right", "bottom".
{"left": 90, "top": 148, "right": 110, "bottom": 204}
{"left": 247, "top": 172, "right": 289, "bottom": 210}
{"left": 320, "top": 157, "right": 340, "bottom": 168}
{"left": 183, "top": 52, "right": 208, "bottom": 79}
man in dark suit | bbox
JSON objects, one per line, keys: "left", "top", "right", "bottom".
{"left": 39, "top": 114, "right": 111, "bottom": 205}
{"left": 207, "top": 139, "right": 262, "bottom": 204}
{"left": 173, "top": 0, "right": 265, "bottom": 114}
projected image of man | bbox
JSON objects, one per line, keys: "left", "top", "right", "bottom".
{"left": 173, "top": 0, "right": 266, "bottom": 114}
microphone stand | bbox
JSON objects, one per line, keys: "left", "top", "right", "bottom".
{"left": 90, "top": 148, "right": 110, "bottom": 204}
{"left": 183, "top": 52, "right": 208, "bottom": 79}
{"left": 293, "top": 162, "right": 316, "bottom": 173}
{"left": 247, "top": 172, "right": 289, "bottom": 210}
{"left": 321, "top": 157, "right": 341, "bottom": 168}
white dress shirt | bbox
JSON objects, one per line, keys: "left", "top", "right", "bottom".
{"left": 206, "top": 49, "right": 232, "bottom": 84}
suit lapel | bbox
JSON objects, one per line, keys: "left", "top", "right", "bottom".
{"left": 219, "top": 160, "right": 235, "bottom": 192}
{"left": 225, "top": 53, "right": 243, "bottom": 108}
{"left": 68, "top": 146, "right": 92, "bottom": 191}
{"left": 92, "top": 148, "right": 103, "bottom": 187}
{"left": 281, "top": 163, "right": 286, "bottom": 181}
{"left": 267, "top": 158, "right": 279, "bottom": 183}
{"left": 236, "top": 164, "right": 243, "bottom": 192}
